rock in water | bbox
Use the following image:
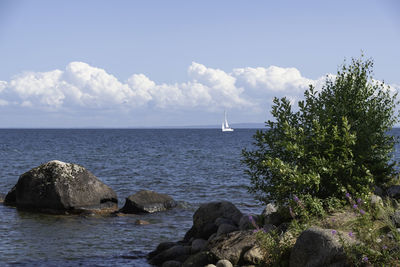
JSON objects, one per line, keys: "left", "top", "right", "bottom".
{"left": 120, "top": 190, "right": 177, "bottom": 214}
{"left": 4, "top": 160, "right": 118, "bottom": 214}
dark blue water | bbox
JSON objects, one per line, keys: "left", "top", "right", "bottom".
{"left": 0, "top": 129, "right": 262, "bottom": 266}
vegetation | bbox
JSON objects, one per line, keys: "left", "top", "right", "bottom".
{"left": 242, "top": 55, "right": 399, "bottom": 207}
{"left": 243, "top": 55, "right": 400, "bottom": 266}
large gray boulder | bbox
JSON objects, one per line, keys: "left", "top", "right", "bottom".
{"left": 120, "top": 190, "right": 177, "bottom": 214}
{"left": 184, "top": 201, "right": 243, "bottom": 240}
{"left": 290, "top": 227, "right": 356, "bottom": 267}
{"left": 4, "top": 160, "right": 118, "bottom": 214}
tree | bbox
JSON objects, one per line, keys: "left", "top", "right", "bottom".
{"left": 242, "top": 56, "right": 398, "bottom": 206}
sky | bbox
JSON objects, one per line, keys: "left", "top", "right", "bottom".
{"left": 0, "top": 0, "right": 399, "bottom": 128}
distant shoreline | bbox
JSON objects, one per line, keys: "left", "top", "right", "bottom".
{"left": 0, "top": 123, "right": 267, "bottom": 129}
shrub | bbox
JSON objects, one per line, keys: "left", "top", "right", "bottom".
{"left": 242, "top": 55, "right": 398, "bottom": 207}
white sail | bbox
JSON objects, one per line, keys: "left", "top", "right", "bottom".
{"left": 222, "top": 111, "right": 234, "bottom": 132}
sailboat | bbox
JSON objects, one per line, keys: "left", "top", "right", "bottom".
{"left": 222, "top": 110, "right": 234, "bottom": 132}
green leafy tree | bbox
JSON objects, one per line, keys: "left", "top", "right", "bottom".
{"left": 242, "top": 56, "right": 398, "bottom": 206}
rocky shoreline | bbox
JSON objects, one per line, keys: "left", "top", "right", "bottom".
{"left": 1, "top": 160, "right": 400, "bottom": 266}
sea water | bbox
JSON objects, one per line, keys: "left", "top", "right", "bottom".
{"left": 0, "top": 129, "right": 265, "bottom": 266}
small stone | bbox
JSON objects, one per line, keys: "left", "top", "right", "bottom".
{"left": 204, "top": 265, "right": 216, "bottom": 267}
{"left": 261, "top": 203, "right": 277, "bottom": 216}
{"left": 134, "top": 219, "right": 150, "bottom": 225}
{"left": 216, "top": 259, "right": 233, "bottom": 267}
{"left": 370, "top": 194, "right": 383, "bottom": 207}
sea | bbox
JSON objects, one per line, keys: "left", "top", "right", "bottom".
{"left": 0, "top": 128, "right": 268, "bottom": 266}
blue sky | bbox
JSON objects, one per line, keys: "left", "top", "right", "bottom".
{"left": 0, "top": 0, "right": 399, "bottom": 127}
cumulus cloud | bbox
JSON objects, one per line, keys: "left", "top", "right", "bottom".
{"left": 6, "top": 61, "right": 392, "bottom": 116}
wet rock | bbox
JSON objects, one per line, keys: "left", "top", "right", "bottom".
{"left": 182, "top": 251, "right": 216, "bottom": 267}
{"left": 149, "top": 245, "right": 191, "bottom": 266}
{"left": 120, "top": 190, "right": 177, "bottom": 214}
{"left": 162, "top": 260, "right": 182, "bottom": 267}
{"left": 387, "top": 185, "right": 400, "bottom": 199}
{"left": 4, "top": 160, "right": 117, "bottom": 214}
{"left": 207, "top": 230, "right": 258, "bottom": 265}
{"left": 290, "top": 227, "right": 356, "bottom": 267}
{"left": 184, "top": 201, "right": 243, "bottom": 240}
{"left": 148, "top": 241, "right": 177, "bottom": 259}
{"left": 0, "top": 192, "right": 5, "bottom": 203}
{"left": 216, "top": 259, "right": 233, "bottom": 267}
{"left": 4, "top": 185, "right": 16, "bottom": 205}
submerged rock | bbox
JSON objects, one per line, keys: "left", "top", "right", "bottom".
{"left": 4, "top": 160, "right": 118, "bottom": 214}
{"left": 120, "top": 190, "right": 177, "bottom": 214}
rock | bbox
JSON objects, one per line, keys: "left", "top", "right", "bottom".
{"left": 392, "top": 210, "right": 400, "bottom": 227}
{"left": 162, "top": 260, "right": 182, "bottom": 267}
{"left": 148, "top": 241, "right": 177, "bottom": 259}
{"left": 120, "top": 190, "right": 177, "bottom": 214}
{"left": 4, "top": 185, "right": 16, "bottom": 205}
{"left": 184, "top": 201, "right": 243, "bottom": 240}
{"left": 262, "top": 223, "right": 277, "bottom": 233}
{"left": 290, "top": 227, "right": 356, "bottom": 267}
{"left": 239, "top": 215, "right": 253, "bottom": 230}
{"left": 216, "top": 259, "right": 233, "bottom": 267}
{"left": 134, "top": 219, "right": 150, "bottom": 225}
{"left": 243, "top": 245, "right": 265, "bottom": 265}
{"left": 215, "top": 217, "right": 235, "bottom": 226}
{"left": 374, "top": 185, "right": 384, "bottom": 196}
{"left": 204, "top": 265, "right": 216, "bottom": 267}
{"left": 191, "top": 238, "right": 207, "bottom": 254}
{"left": 149, "top": 245, "right": 191, "bottom": 266}
{"left": 264, "top": 211, "right": 285, "bottom": 226}
{"left": 4, "top": 160, "right": 117, "bottom": 214}
{"left": 261, "top": 203, "right": 277, "bottom": 216}
{"left": 370, "top": 194, "right": 383, "bottom": 207}
{"left": 207, "top": 233, "right": 217, "bottom": 242}
{"left": 216, "top": 223, "right": 238, "bottom": 236}
{"left": 182, "top": 251, "right": 216, "bottom": 267}
{"left": 387, "top": 185, "right": 400, "bottom": 199}
{"left": 207, "top": 230, "right": 258, "bottom": 265}
{"left": 0, "top": 193, "right": 5, "bottom": 203}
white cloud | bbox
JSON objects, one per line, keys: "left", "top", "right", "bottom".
{"left": 0, "top": 61, "right": 360, "bottom": 116}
